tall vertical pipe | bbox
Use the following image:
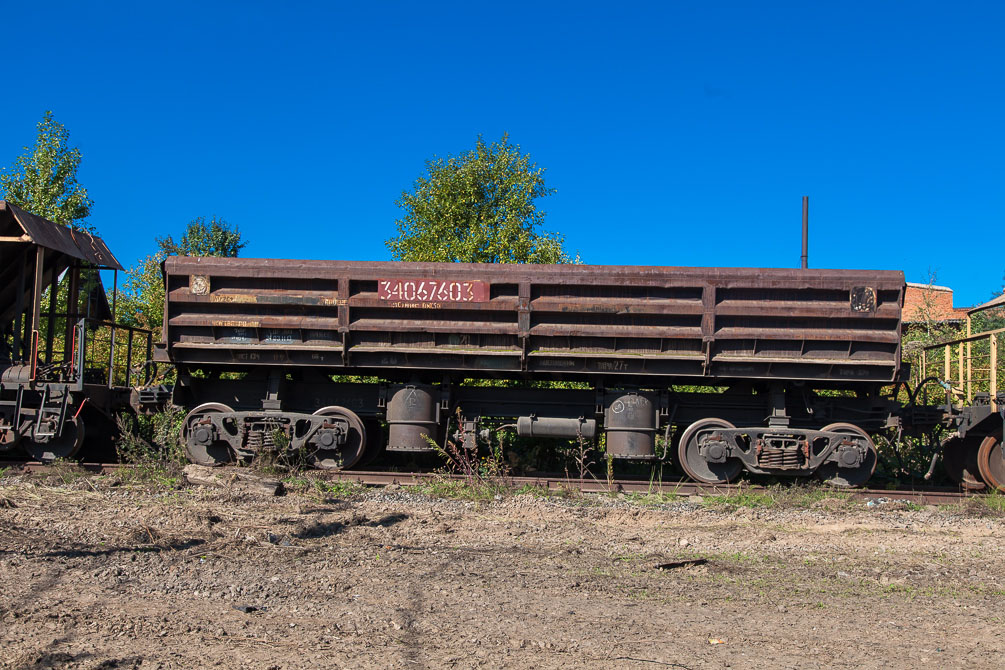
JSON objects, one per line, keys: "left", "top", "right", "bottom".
{"left": 801, "top": 196, "right": 809, "bottom": 269}
{"left": 107, "top": 269, "right": 118, "bottom": 388}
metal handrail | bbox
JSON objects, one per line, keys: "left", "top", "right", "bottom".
{"left": 919, "top": 326, "right": 1001, "bottom": 409}
{"left": 70, "top": 318, "right": 155, "bottom": 389}
{"left": 920, "top": 326, "right": 1005, "bottom": 351}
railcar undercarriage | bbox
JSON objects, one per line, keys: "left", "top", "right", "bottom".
{"left": 172, "top": 366, "right": 921, "bottom": 485}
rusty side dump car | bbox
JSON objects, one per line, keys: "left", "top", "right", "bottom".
{"left": 156, "top": 257, "right": 912, "bottom": 485}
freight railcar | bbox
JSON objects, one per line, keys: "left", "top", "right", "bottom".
{"left": 157, "top": 256, "right": 916, "bottom": 485}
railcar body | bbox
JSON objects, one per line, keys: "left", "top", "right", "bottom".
{"left": 158, "top": 257, "right": 905, "bottom": 384}
{"left": 158, "top": 256, "right": 914, "bottom": 485}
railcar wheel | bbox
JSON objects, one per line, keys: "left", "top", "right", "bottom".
{"left": 941, "top": 435, "right": 986, "bottom": 490}
{"left": 677, "top": 418, "right": 742, "bottom": 484}
{"left": 816, "top": 423, "right": 878, "bottom": 488}
{"left": 22, "top": 415, "right": 85, "bottom": 462}
{"left": 308, "top": 406, "right": 366, "bottom": 470}
{"left": 976, "top": 433, "right": 1004, "bottom": 492}
{"left": 182, "top": 403, "right": 236, "bottom": 466}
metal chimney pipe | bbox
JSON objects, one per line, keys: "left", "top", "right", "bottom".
{"left": 800, "top": 196, "right": 809, "bottom": 269}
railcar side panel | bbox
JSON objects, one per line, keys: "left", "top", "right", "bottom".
{"left": 158, "top": 258, "right": 905, "bottom": 385}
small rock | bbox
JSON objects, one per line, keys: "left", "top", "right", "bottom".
{"left": 678, "top": 538, "right": 690, "bottom": 548}
{"left": 232, "top": 605, "right": 258, "bottom": 614}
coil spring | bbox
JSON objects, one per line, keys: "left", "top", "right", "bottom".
{"left": 758, "top": 447, "right": 806, "bottom": 469}
{"left": 245, "top": 423, "right": 282, "bottom": 451}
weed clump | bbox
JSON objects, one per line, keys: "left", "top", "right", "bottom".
{"left": 46, "top": 459, "right": 93, "bottom": 488}
{"left": 699, "top": 483, "right": 860, "bottom": 511}
{"left": 959, "top": 489, "right": 1005, "bottom": 517}
{"left": 113, "top": 408, "right": 187, "bottom": 488}
{"left": 281, "top": 475, "right": 365, "bottom": 501}
{"left": 622, "top": 491, "right": 679, "bottom": 507}
{"left": 421, "top": 412, "right": 511, "bottom": 501}
{"left": 702, "top": 488, "right": 777, "bottom": 510}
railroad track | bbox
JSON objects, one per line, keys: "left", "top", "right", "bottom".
{"left": 0, "top": 460, "right": 977, "bottom": 504}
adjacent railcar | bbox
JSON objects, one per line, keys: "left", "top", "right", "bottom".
{"left": 0, "top": 201, "right": 159, "bottom": 462}
{"left": 158, "top": 256, "right": 910, "bottom": 485}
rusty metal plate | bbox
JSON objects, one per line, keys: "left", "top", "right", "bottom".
{"left": 850, "top": 286, "right": 876, "bottom": 313}
{"left": 190, "top": 275, "right": 210, "bottom": 295}
{"left": 1, "top": 201, "right": 123, "bottom": 270}
{"left": 378, "top": 278, "right": 489, "bottom": 304}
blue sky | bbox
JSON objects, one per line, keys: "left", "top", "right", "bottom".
{"left": 1, "top": 1, "right": 1002, "bottom": 306}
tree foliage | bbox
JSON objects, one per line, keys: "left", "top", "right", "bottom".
{"left": 386, "top": 134, "right": 575, "bottom": 264}
{"left": 120, "top": 253, "right": 168, "bottom": 331}
{"left": 157, "top": 216, "right": 246, "bottom": 258}
{"left": 120, "top": 217, "right": 245, "bottom": 331}
{"left": 0, "top": 111, "right": 93, "bottom": 230}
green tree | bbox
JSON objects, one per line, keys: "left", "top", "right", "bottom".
{"left": 120, "top": 254, "right": 168, "bottom": 331}
{"left": 0, "top": 111, "right": 93, "bottom": 230}
{"left": 120, "top": 217, "right": 246, "bottom": 331}
{"left": 386, "top": 134, "right": 576, "bottom": 264}
{"left": 157, "top": 216, "right": 246, "bottom": 258}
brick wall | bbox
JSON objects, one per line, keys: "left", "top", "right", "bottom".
{"left": 903, "top": 283, "right": 970, "bottom": 323}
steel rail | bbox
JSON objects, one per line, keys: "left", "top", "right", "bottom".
{"left": 311, "top": 469, "right": 971, "bottom": 504}
{"left": 0, "top": 461, "right": 977, "bottom": 504}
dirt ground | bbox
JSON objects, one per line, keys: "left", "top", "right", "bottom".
{"left": 1, "top": 473, "right": 1003, "bottom": 670}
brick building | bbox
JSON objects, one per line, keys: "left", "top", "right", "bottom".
{"left": 902, "top": 282, "right": 970, "bottom": 325}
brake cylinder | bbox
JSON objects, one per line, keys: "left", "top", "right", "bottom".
{"left": 386, "top": 385, "right": 439, "bottom": 452}
{"left": 604, "top": 393, "right": 658, "bottom": 460}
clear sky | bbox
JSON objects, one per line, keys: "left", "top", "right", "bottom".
{"left": 1, "top": 1, "right": 1002, "bottom": 306}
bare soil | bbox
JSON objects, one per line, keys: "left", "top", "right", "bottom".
{"left": 1, "top": 474, "right": 1003, "bottom": 670}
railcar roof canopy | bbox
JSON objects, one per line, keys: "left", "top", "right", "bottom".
{"left": 0, "top": 200, "right": 122, "bottom": 270}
